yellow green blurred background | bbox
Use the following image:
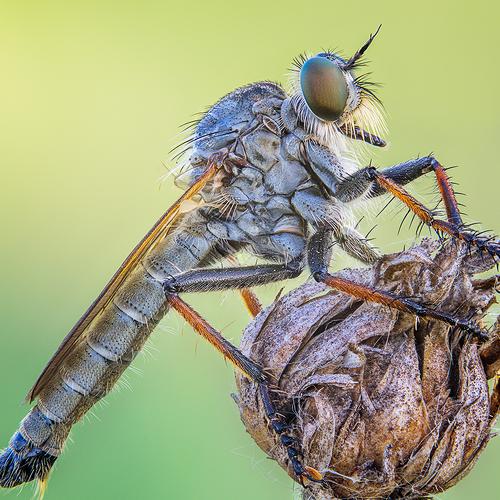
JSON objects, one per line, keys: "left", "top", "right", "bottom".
{"left": 0, "top": 1, "right": 498, "bottom": 499}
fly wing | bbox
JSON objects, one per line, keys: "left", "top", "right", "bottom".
{"left": 27, "top": 161, "right": 219, "bottom": 402}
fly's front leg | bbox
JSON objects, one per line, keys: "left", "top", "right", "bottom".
{"left": 335, "top": 156, "right": 499, "bottom": 258}
{"left": 305, "top": 144, "right": 444, "bottom": 205}
{"left": 368, "top": 167, "right": 500, "bottom": 259}
{"left": 162, "top": 260, "right": 324, "bottom": 484}
{"left": 308, "top": 227, "right": 489, "bottom": 340}
{"left": 335, "top": 156, "right": 454, "bottom": 209}
{"left": 366, "top": 156, "right": 461, "bottom": 225}
{"left": 334, "top": 156, "right": 452, "bottom": 213}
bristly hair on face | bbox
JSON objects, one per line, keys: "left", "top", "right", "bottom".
{"left": 288, "top": 28, "right": 387, "bottom": 158}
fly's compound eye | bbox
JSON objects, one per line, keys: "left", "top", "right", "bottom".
{"left": 300, "top": 56, "right": 348, "bottom": 121}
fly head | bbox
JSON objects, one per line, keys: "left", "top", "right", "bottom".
{"left": 291, "top": 26, "right": 386, "bottom": 148}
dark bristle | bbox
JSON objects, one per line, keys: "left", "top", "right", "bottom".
{"left": 168, "top": 128, "right": 236, "bottom": 157}
{"left": 290, "top": 53, "right": 309, "bottom": 72}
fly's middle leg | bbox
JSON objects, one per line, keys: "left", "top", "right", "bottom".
{"left": 226, "top": 255, "right": 263, "bottom": 317}
{"left": 308, "top": 227, "right": 490, "bottom": 340}
{"left": 239, "top": 288, "right": 262, "bottom": 317}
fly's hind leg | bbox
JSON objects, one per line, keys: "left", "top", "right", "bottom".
{"left": 167, "top": 295, "right": 265, "bottom": 383}
{"left": 163, "top": 260, "right": 303, "bottom": 381}
{"left": 259, "top": 384, "right": 324, "bottom": 484}
{"left": 162, "top": 257, "right": 324, "bottom": 484}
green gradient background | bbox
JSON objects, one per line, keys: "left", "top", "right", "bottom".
{"left": 0, "top": 1, "right": 498, "bottom": 499}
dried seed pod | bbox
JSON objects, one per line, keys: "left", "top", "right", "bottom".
{"left": 235, "top": 239, "right": 499, "bottom": 499}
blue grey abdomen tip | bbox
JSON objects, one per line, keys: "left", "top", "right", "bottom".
{"left": 0, "top": 432, "right": 56, "bottom": 488}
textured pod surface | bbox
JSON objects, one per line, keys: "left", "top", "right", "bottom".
{"left": 235, "top": 239, "right": 499, "bottom": 499}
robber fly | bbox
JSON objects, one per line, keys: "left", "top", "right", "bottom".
{"left": 1, "top": 27, "right": 499, "bottom": 493}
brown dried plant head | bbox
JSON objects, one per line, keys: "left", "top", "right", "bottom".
{"left": 235, "top": 239, "right": 499, "bottom": 499}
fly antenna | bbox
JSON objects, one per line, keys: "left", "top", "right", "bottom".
{"left": 344, "top": 25, "right": 382, "bottom": 70}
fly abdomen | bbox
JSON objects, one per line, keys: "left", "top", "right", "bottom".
{"left": 0, "top": 278, "right": 164, "bottom": 488}
{"left": 1, "top": 216, "right": 218, "bottom": 489}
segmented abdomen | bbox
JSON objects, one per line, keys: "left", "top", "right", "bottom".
{"left": 19, "top": 214, "right": 215, "bottom": 456}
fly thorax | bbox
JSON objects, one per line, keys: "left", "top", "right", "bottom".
{"left": 239, "top": 128, "right": 281, "bottom": 172}
{"left": 226, "top": 177, "right": 270, "bottom": 206}
{"left": 251, "top": 96, "right": 285, "bottom": 135}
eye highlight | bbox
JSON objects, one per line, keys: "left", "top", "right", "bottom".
{"left": 300, "top": 56, "right": 348, "bottom": 122}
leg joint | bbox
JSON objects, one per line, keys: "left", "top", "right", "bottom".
{"left": 365, "top": 166, "right": 378, "bottom": 181}
{"left": 162, "top": 276, "right": 179, "bottom": 295}
{"left": 284, "top": 258, "right": 305, "bottom": 277}
{"left": 312, "top": 269, "right": 328, "bottom": 283}
{"left": 418, "top": 155, "right": 442, "bottom": 173}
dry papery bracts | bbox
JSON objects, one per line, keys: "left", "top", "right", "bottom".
{"left": 236, "top": 239, "right": 499, "bottom": 499}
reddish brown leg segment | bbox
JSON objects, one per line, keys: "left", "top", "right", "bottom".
{"left": 167, "top": 295, "right": 265, "bottom": 382}
{"left": 240, "top": 289, "right": 263, "bottom": 317}
{"left": 225, "top": 256, "right": 263, "bottom": 317}
{"left": 491, "top": 378, "right": 500, "bottom": 418}
{"left": 319, "top": 274, "right": 488, "bottom": 340}
{"left": 373, "top": 171, "right": 499, "bottom": 258}
{"left": 431, "top": 161, "right": 462, "bottom": 226}
{"left": 167, "top": 294, "right": 322, "bottom": 484}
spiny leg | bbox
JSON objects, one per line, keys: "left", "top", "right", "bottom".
{"left": 337, "top": 156, "right": 463, "bottom": 227}
{"left": 427, "top": 158, "right": 462, "bottom": 225}
{"left": 334, "top": 156, "right": 439, "bottom": 203}
{"left": 366, "top": 156, "right": 462, "bottom": 225}
{"left": 167, "top": 295, "right": 265, "bottom": 382}
{"left": 370, "top": 169, "right": 499, "bottom": 258}
{"left": 296, "top": 154, "right": 465, "bottom": 264}
{"left": 259, "top": 384, "right": 323, "bottom": 484}
{"left": 239, "top": 289, "right": 262, "bottom": 317}
{"left": 163, "top": 261, "right": 323, "bottom": 483}
{"left": 308, "top": 143, "right": 466, "bottom": 228}
{"left": 350, "top": 155, "right": 494, "bottom": 254}
{"left": 308, "top": 228, "right": 489, "bottom": 340}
